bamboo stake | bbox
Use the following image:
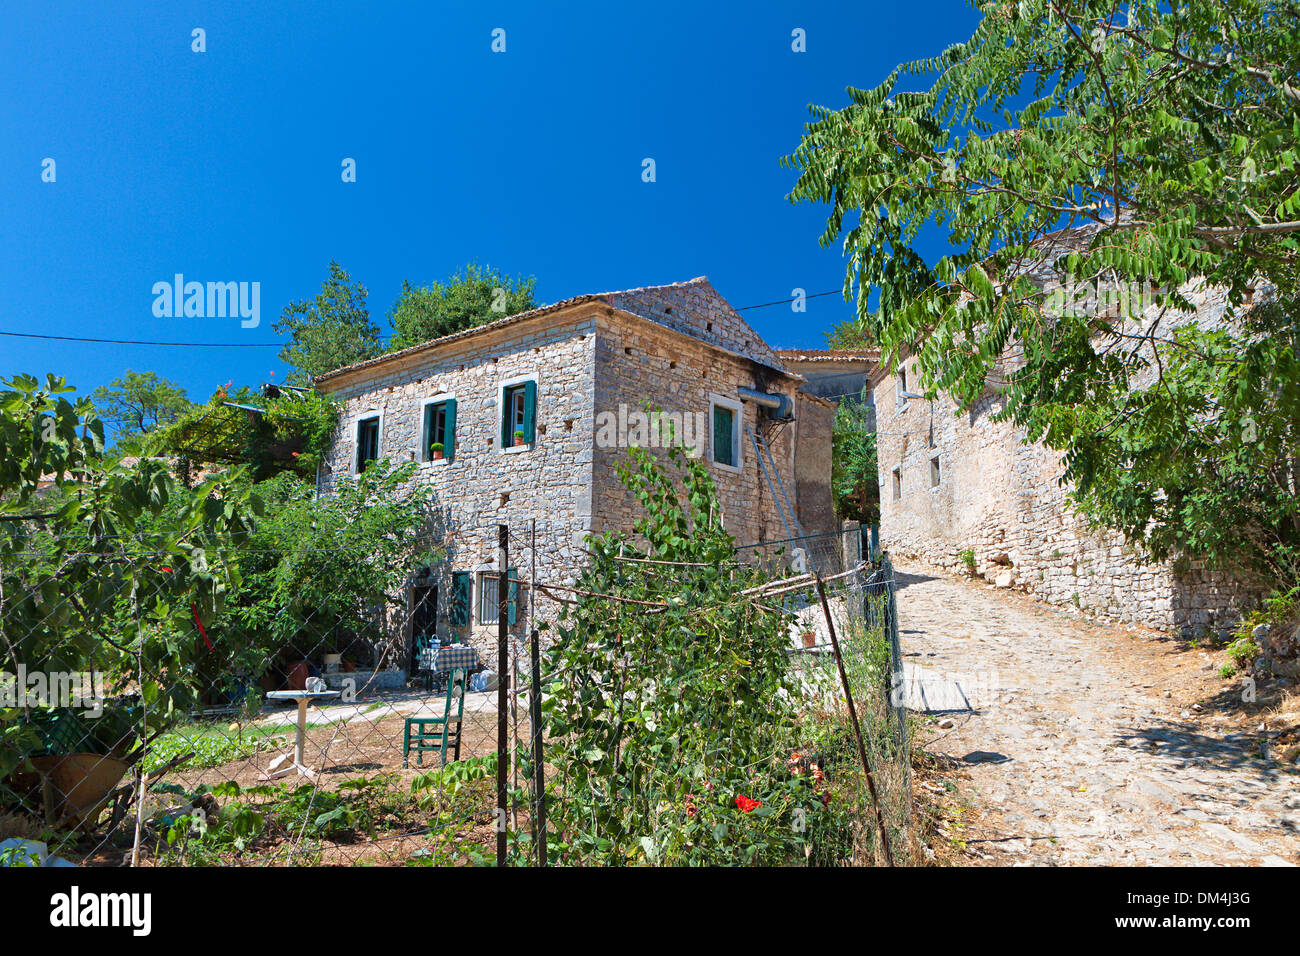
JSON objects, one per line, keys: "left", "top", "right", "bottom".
{"left": 815, "top": 574, "right": 894, "bottom": 867}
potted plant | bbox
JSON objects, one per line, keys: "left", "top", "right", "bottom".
{"left": 429, "top": 442, "right": 445, "bottom": 461}
{"left": 513, "top": 429, "right": 526, "bottom": 447}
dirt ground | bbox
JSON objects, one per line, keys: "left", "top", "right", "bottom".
{"left": 74, "top": 694, "right": 529, "bottom": 866}
{"left": 895, "top": 557, "right": 1300, "bottom": 866}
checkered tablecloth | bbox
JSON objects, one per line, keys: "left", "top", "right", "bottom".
{"left": 435, "top": 645, "right": 479, "bottom": 673}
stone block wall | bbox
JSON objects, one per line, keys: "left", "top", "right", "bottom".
{"left": 590, "top": 309, "right": 806, "bottom": 550}
{"left": 318, "top": 306, "right": 599, "bottom": 668}
{"left": 607, "top": 278, "right": 786, "bottom": 372}
{"left": 792, "top": 392, "right": 837, "bottom": 539}
{"left": 873, "top": 362, "right": 1256, "bottom": 635}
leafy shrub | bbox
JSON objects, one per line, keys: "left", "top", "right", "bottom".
{"left": 540, "top": 445, "right": 838, "bottom": 865}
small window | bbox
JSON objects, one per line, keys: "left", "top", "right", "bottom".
{"left": 892, "top": 466, "right": 902, "bottom": 501}
{"left": 356, "top": 416, "right": 380, "bottom": 472}
{"left": 477, "top": 569, "right": 518, "bottom": 625}
{"left": 507, "top": 386, "right": 526, "bottom": 434}
{"left": 500, "top": 379, "right": 536, "bottom": 448}
{"left": 479, "top": 572, "right": 500, "bottom": 625}
{"left": 709, "top": 395, "right": 742, "bottom": 470}
{"left": 930, "top": 456, "right": 941, "bottom": 488}
{"left": 423, "top": 398, "right": 457, "bottom": 461}
{"left": 897, "top": 365, "right": 908, "bottom": 405}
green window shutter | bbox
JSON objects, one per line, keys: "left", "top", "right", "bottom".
{"left": 713, "top": 405, "right": 734, "bottom": 466}
{"left": 500, "top": 389, "right": 512, "bottom": 448}
{"left": 450, "top": 571, "right": 470, "bottom": 626}
{"left": 423, "top": 403, "right": 435, "bottom": 459}
{"left": 522, "top": 380, "right": 537, "bottom": 443}
{"left": 507, "top": 567, "right": 518, "bottom": 625}
{"left": 443, "top": 399, "right": 457, "bottom": 462}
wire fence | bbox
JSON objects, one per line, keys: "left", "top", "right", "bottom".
{"left": 0, "top": 525, "right": 914, "bottom": 867}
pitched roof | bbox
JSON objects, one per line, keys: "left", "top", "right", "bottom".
{"left": 314, "top": 277, "right": 788, "bottom": 384}
{"left": 775, "top": 348, "right": 879, "bottom": 364}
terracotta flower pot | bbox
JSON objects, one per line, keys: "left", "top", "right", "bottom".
{"left": 513, "top": 435, "right": 525, "bottom": 447}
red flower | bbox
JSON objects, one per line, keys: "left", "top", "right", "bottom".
{"left": 735, "top": 795, "right": 762, "bottom": 814}
{"left": 159, "top": 566, "right": 173, "bottom": 573}
{"left": 684, "top": 794, "right": 698, "bottom": 819}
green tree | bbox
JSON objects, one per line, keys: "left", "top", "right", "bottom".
{"left": 91, "top": 370, "right": 192, "bottom": 445}
{"left": 150, "top": 382, "right": 340, "bottom": 482}
{"left": 825, "top": 318, "right": 876, "bottom": 351}
{"left": 274, "top": 262, "right": 381, "bottom": 382}
{"left": 0, "top": 374, "right": 257, "bottom": 786}
{"left": 785, "top": 0, "right": 1300, "bottom": 579}
{"left": 832, "top": 393, "right": 880, "bottom": 525}
{"left": 386, "top": 263, "right": 537, "bottom": 350}
{"left": 192, "top": 460, "right": 437, "bottom": 696}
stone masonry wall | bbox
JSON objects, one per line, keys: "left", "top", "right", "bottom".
{"left": 792, "top": 392, "right": 837, "bottom": 539}
{"left": 318, "top": 307, "right": 599, "bottom": 669}
{"left": 607, "top": 278, "right": 786, "bottom": 373}
{"left": 590, "top": 309, "right": 805, "bottom": 551}
{"left": 874, "top": 359, "right": 1255, "bottom": 636}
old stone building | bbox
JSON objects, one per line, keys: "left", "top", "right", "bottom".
{"left": 314, "top": 278, "right": 836, "bottom": 670}
{"left": 775, "top": 349, "right": 879, "bottom": 410}
{"left": 872, "top": 272, "right": 1257, "bottom": 636}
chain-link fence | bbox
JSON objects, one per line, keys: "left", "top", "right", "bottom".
{"left": 0, "top": 534, "right": 529, "bottom": 867}
{"left": 529, "top": 526, "right": 916, "bottom": 867}
{"left": 1, "top": 523, "right": 912, "bottom": 867}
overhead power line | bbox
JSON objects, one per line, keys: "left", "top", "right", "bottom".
{"left": 0, "top": 330, "right": 283, "bottom": 347}
{"left": 0, "top": 288, "right": 852, "bottom": 348}
{"left": 735, "top": 289, "right": 845, "bottom": 310}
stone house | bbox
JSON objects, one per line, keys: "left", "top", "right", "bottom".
{"left": 313, "top": 278, "right": 837, "bottom": 671}
{"left": 775, "top": 349, "right": 879, "bottom": 411}
{"left": 872, "top": 230, "right": 1258, "bottom": 636}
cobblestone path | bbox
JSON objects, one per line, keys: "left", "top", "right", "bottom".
{"left": 896, "top": 559, "right": 1300, "bottom": 866}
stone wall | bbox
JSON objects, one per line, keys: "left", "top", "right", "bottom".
{"left": 590, "top": 309, "right": 805, "bottom": 549}
{"left": 318, "top": 305, "right": 600, "bottom": 668}
{"left": 607, "top": 278, "right": 786, "bottom": 372}
{"left": 873, "top": 362, "right": 1256, "bottom": 636}
{"left": 792, "top": 392, "right": 837, "bottom": 539}
{"left": 316, "top": 289, "right": 839, "bottom": 669}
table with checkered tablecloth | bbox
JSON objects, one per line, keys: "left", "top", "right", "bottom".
{"left": 434, "top": 644, "right": 480, "bottom": 673}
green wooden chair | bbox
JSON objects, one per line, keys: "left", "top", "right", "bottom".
{"left": 402, "top": 667, "right": 467, "bottom": 768}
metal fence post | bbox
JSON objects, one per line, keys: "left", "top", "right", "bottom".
{"left": 815, "top": 574, "right": 894, "bottom": 866}
{"left": 497, "top": 524, "right": 509, "bottom": 866}
{"left": 529, "top": 627, "right": 546, "bottom": 866}
{"left": 880, "top": 551, "right": 914, "bottom": 836}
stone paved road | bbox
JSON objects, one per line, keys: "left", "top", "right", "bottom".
{"left": 895, "top": 559, "right": 1300, "bottom": 866}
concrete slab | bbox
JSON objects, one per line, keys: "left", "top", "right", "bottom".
{"left": 898, "top": 661, "right": 978, "bottom": 712}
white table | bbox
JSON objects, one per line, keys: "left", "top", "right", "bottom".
{"left": 263, "top": 689, "right": 341, "bottom": 779}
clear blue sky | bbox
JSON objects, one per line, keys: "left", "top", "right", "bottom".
{"left": 0, "top": 0, "right": 978, "bottom": 405}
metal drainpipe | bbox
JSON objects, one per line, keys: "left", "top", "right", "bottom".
{"left": 737, "top": 386, "right": 794, "bottom": 421}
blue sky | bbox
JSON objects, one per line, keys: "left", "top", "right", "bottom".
{"left": 0, "top": 0, "right": 978, "bottom": 406}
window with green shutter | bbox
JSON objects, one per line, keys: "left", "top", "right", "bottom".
{"left": 501, "top": 380, "right": 537, "bottom": 447}
{"left": 449, "top": 571, "right": 471, "bottom": 625}
{"left": 507, "top": 567, "right": 518, "bottom": 625}
{"left": 712, "top": 403, "right": 736, "bottom": 467}
{"left": 423, "top": 398, "right": 457, "bottom": 461}
{"left": 356, "top": 415, "right": 380, "bottom": 472}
